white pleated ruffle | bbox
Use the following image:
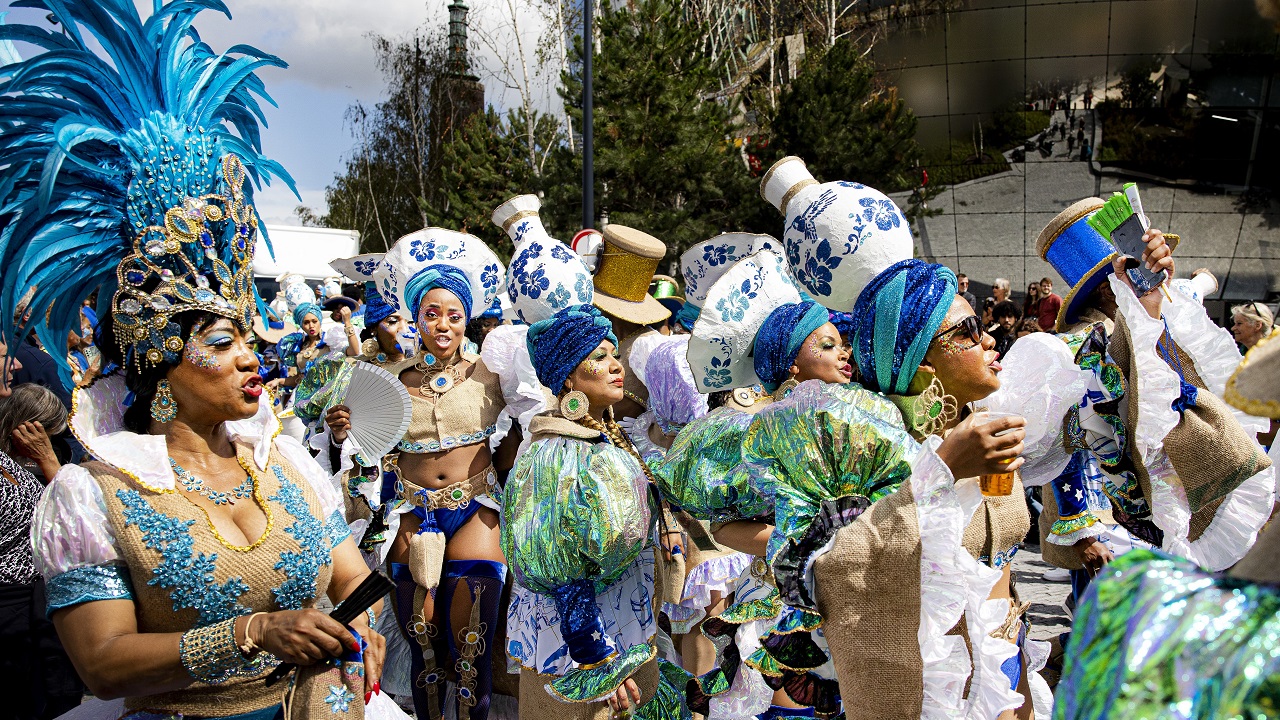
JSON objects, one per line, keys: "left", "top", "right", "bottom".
{"left": 912, "top": 437, "right": 1023, "bottom": 720}
{"left": 981, "top": 333, "right": 1092, "bottom": 488}
{"left": 1113, "top": 275, "right": 1274, "bottom": 570}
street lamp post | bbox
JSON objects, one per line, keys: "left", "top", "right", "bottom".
{"left": 582, "top": 0, "right": 594, "bottom": 230}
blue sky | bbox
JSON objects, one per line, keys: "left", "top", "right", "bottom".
{"left": 3, "top": 0, "right": 559, "bottom": 225}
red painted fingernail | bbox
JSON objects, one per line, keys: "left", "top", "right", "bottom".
{"left": 374, "top": 682, "right": 381, "bottom": 696}
{"left": 365, "top": 691, "right": 372, "bottom": 703}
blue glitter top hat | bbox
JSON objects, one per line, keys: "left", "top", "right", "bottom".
{"left": 1036, "top": 198, "right": 1115, "bottom": 330}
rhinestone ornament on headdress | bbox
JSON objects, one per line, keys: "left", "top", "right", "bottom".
{"left": 113, "top": 155, "right": 260, "bottom": 368}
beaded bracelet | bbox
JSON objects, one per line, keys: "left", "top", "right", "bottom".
{"left": 180, "top": 617, "right": 265, "bottom": 685}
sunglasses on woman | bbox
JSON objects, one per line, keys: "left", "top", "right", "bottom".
{"left": 933, "top": 315, "right": 984, "bottom": 347}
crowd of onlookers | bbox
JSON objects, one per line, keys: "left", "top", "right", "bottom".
{"left": 961, "top": 272, "right": 1279, "bottom": 363}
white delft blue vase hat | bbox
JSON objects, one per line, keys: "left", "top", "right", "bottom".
{"left": 329, "top": 253, "right": 385, "bottom": 284}
{"left": 761, "top": 156, "right": 914, "bottom": 311}
{"left": 678, "top": 232, "right": 783, "bottom": 331}
{"left": 687, "top": 248, "right": 803, "bottom": 392}
{"left": 375, "top": 228, "right": 504, "bottom": 325}
{"left": 492, "top": 194, "right": 594, "bottom": 324}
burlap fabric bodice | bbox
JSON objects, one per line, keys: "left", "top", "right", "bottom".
{"left": 962, "top": 474, "right": 1030, "bottom": 567}
{"left": 89, "top": 443, "right": 336, "bottom": 716}
{"left": 397, "top": 353, "right": 504, "bottom": 452}
{"left": 1110, "top": 315, "right": 1271, "bottom": 541}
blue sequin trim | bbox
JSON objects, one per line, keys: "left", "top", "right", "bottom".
{"left": 269, "top": 466, "right": 332, "bottom": 610}
{"left": 327, "top": 509, "right": 351, "bottom": 547}
{"left": 978, "top": 543, "right": 1022, "bottom": 569}
{"left": 117, "top": 489, "right": 250, "bottom": 625}
{"left": 46, "top": 564, "right": 135, "bottom": 616}
{"left": 397, "top": 424, "right": 497, "bottom": 453}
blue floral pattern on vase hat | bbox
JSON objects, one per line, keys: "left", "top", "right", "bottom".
{"left": 679, "top": 232, "right": 784, "bottom": 318}
{"left": 760, "top": 156, "right": 914, "bottom": 312}
{"left": 687, "top": 249, "right": 805, "bottom": 392}
{"left": 491, "top": 194, "right": 594, "bottom": 324}
{"left": 373, "top": 228, "right": 504, "bottom": 325}
{"left": 328, "top": 253, "right": 385, "bottom": 283}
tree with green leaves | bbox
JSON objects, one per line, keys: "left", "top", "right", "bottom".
{"left": 540, "top": 0, "right": 759, "bottom": 257}
{"left": 760, "top": 39, "right": 929, "bottom": 209}
{"left": 422, "top": 106, "right": 562, "bottom": 260}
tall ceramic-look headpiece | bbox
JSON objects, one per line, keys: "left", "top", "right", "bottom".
{"left": 492, "top": 194, "right": 594, "bottom": 324}
{"left": 687, "top": 249, "right": 804, "bottom": 392}
{"left": 375, "top": 228, "right": 504, "bottom": 324}
{"left": 761, "top": 156, "right": 914, "bottom": 311}
{"left": 677, "top": 232, "right": 783, "bottom": 331}
{"left": 0, "top": 0, "right": 296, "bottom": 379}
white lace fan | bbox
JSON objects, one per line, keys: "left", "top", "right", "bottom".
{"left": 341, "top": 361, "right": 412, "bottom": 460}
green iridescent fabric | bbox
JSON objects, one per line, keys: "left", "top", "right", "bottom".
{"left": 740, "top": 381, "right": 918, "bottom": 566}
{"left": 654, "top": 406, "right": 770, "bottom": 523}
{"left": 501, "top": 435, "right": 655, "bottom": 596}
{"left": 1056, "top": 549, "right": 1280, "bottom": 719}
{"left": 634, "top": 660, "right": 694, "bottom": 720}
{"left": 548, "top": 643, "right": 656, "bottom": 703}
{"left": 717, "top": 587, "right": 783, "bottom": 625}
{"left": 291, "top": 354, "right": 350, "bottom": 425}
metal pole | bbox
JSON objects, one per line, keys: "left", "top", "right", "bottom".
{"left": 582, "top": 0, "right": 594, "bottom": 229}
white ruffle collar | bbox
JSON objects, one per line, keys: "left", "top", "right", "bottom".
{"left": 70, "top": 373, "right": 280, "bottom": 491}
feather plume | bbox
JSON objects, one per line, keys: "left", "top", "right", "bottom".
{"left": 0, "top": 0, "right": 296, "bottom": 386}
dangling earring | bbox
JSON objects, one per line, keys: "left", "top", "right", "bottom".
{"left": 559, "top": 390, "right": 589, "bottom": 420}
{"left": 152, "top": 379, "right": 178, "bottom": 423}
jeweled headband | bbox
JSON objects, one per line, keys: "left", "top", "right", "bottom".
{"left": 113, "top": 155, "right": 261, "bottom": 368}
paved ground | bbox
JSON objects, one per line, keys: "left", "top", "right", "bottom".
{"left": 1012, "top": 543, "right": 1073, "bottom": 642}
{"left": 888, "top": 96, "right": 1280, "bottom": 304}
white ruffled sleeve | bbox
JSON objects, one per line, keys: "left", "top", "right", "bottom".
{"left": 982, "top": 333, "right": 1092, "bottom": 487}
{"left": 480, "top": 324, "right": 550, "bottom": 450}
{"left": 1162, "top": 286, "right": 1269, "bottom": 435}
{"left": 31, "top": 465, "right": 135, "bottom": 614}
{"left": 1112, "top": 275, "right": 1274, "bottom": 570}
{"left": 910, "top": 437, "right": 1023, "bottom": 719}
{"left": 274, "top": 434, "right": 352, "bottom": 547}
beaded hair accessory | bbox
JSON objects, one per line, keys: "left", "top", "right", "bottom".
{"left": 113, "top": 155, "right": 260, "bottom": 368}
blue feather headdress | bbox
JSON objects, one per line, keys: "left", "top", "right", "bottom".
{"left": 0, "top": 0, "right": 296, "bottom": 383}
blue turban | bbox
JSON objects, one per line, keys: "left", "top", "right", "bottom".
{"left": 526, "top": 304, "right": 618, "bottom": 395}
{"left": 363, "top": 283, "right": 394, "bottom": 327}
{"left": 292, "top": 302, "right": 322, "bottom": 326}
{"left": 851, "top": 259, "right": 957, "bottom": 395}
{"left": 404, "top": 265, "right": 474, "bottom": 321}
{"left": 674, "top": 302, "right": 700, "bottom": 332}
{"left": 481, "top": 297, "right": 503, "bottom": 320}
{"left": 752, "top": 301, "right": 830, "bottom": 391}
{"left": 828, "top": 310, "right": 855, "bottom": 339}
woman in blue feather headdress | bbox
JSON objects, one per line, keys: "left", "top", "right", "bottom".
{"left": 3, "top": 2, "right": 410, "bottom": 718}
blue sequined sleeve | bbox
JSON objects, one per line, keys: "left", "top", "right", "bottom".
{"left": 45, "top": 564, "right": 135, "bottom": 616}
{"left": 326, "top": 509, "right": 352, "bottom": 548}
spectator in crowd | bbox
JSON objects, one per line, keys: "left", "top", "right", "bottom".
{"left": 1037, "top": 276, "right": 1063, "bottom": 331}
{"left": 11, "top": 334, "right": 70, "bottom": 411}
{"left": 980, "top": 297, "right": 996, "bottom": 328}
{"left": 1232, "top": 301, "right": 1276, "bottom": 350}
{"left": 956, "top": 272, "right": 977, "bottom": 311}
{"left": 991, "top": 301, "right": 1021, "bottom": 359}
{"left": 0, "top": 374, "right": 81, "bottom": 720}
{"left": 1016, "top": 316, "right": 1042, "bottom": 340}
{"left": 1023, "top": 281, "right": 1041, "bottom": 319}
{"left": 990, "top": 277, "right": 1011, "bottom": 304}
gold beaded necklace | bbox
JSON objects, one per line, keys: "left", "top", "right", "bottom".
{"left": 172, "top": 450, "right": 275, "bottom": 553}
